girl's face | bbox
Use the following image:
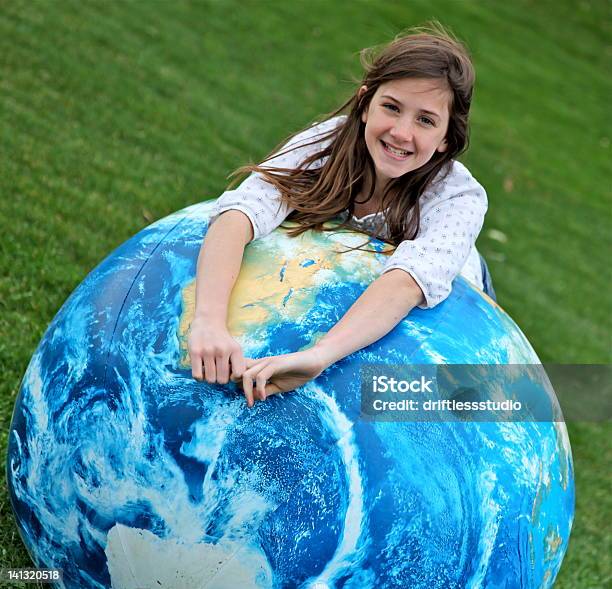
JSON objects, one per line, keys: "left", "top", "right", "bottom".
{"left": 359, "top": 78, "right": 451, "bottom": 185}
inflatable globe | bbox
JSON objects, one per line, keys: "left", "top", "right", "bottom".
{"left": 7, "top": 200, "right": 574, "bottom": 588}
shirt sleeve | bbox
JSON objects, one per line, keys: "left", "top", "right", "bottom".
{"left": 208, "top": 116, "right": 344, "bottom": 240}
{"left": 382, "top": 161, "right": 488, "bottom": 309}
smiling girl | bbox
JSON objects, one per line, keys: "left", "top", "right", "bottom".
{"left": 188, "top": 23, "right": 495, "bottom": 406}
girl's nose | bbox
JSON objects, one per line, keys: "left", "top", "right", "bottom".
{"left": 390, "top": 119, "right": 414, "bottom": 143}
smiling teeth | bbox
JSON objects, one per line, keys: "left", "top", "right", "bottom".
{"left": 383, "top": 141, "right": 410, "bottom": 156}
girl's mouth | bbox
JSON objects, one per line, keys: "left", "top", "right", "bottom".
{"left": 381, "top": 140, "right": 413, "bottom": 160}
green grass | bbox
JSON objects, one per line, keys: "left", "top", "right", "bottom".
{"left": 1, "top": 0, "right": 610, "bottom": 586}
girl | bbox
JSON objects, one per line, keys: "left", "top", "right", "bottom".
{"left": 188, "top": 23, "right": 494, "bottom": 407}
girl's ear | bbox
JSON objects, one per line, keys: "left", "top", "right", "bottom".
{"left": 436, "top": 138, "right": 448, "bottom": 153}
{"left": 358, "top": 85, "right": 369, "bottom": 124}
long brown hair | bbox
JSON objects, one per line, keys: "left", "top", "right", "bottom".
{"left": 227, "top": 22, "right": 475, "bottom": 247}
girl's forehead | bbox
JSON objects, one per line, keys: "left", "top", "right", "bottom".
{"left": 376, "top": 78, "right": 451, "bottom": 111}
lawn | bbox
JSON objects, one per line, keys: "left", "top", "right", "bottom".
{"left": 1, "top": 0, "right": 610, "bottom": 586}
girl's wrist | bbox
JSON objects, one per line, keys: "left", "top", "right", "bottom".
{"left": 193, "top": 309, "right": 227, "bottom": 327}
{"left": 310, "top": 340, "right": 342, "bottom": 371}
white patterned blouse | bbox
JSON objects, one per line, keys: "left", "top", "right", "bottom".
{"left": 209, "top": 115, "right": 487, "bottom": 309}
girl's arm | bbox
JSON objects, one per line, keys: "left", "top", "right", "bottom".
{"left": 188, "top": 210, "right": 253, "bottom": 384}
{"left": 239, "top": 269, "right": 423, "bottom": 406}
{"left": 189, "top": 117, "right": 344, "bottom": 384}
{"left": 383, "top": 161, "right": 488, "bottom": 308}
{"left": 238, "top": 163, "right": 487, "bottom": 406}
{"left": 314, "top": 268, "right": 423, "bottom": 366}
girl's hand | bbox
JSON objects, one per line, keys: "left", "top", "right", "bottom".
{"left": 237, "top": 349, "right": 328, "bottom": 408}
{"left": 187, "top": 316, "right": 246, "bottom": 384}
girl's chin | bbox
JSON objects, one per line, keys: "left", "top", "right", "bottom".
{"left": 375, "top": 162, "right": 417, "bottom": 179}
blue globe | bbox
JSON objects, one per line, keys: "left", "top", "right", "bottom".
{"left": 7, "top": 200, "right": 574, "bottom": 588}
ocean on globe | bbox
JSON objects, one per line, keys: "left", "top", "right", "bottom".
{"left": 7, "top": 200, "right": 574, "bottom": 588}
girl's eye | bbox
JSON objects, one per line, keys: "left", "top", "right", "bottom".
{"left": 382, "top": 105, "right": 435, "bottom": 126}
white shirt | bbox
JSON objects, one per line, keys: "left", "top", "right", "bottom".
{"left": 209, "top": 115, "right": 487, "bottom": 308}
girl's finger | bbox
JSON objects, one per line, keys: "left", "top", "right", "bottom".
{"left": 255, "top": 364, "right": 277, "bottom": 400}
{"left": 245, "top": 357, "right": 267, "bottom": 369}
{"left": 264, "top": 382, "right": 283, "bottom": 397}
{"left": 203, "top": 354, "right": 216, "bottom": 384}
{"left": 215, "top": 354, "right": 230, "bottom": 384}
{"left": 189, "top": 352, "right": 204, "bottom": 381}
{"left": 242, "top": 361, "right": 271, "bottom": 404}
{"left": 242, "top": 371, "right": 255, "bottom": 408}
{"left": 230, "top": 349, "right": 246, "bottom": 380}
{"left": 255, "top": 372, "right": 268, "bottom": 399}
